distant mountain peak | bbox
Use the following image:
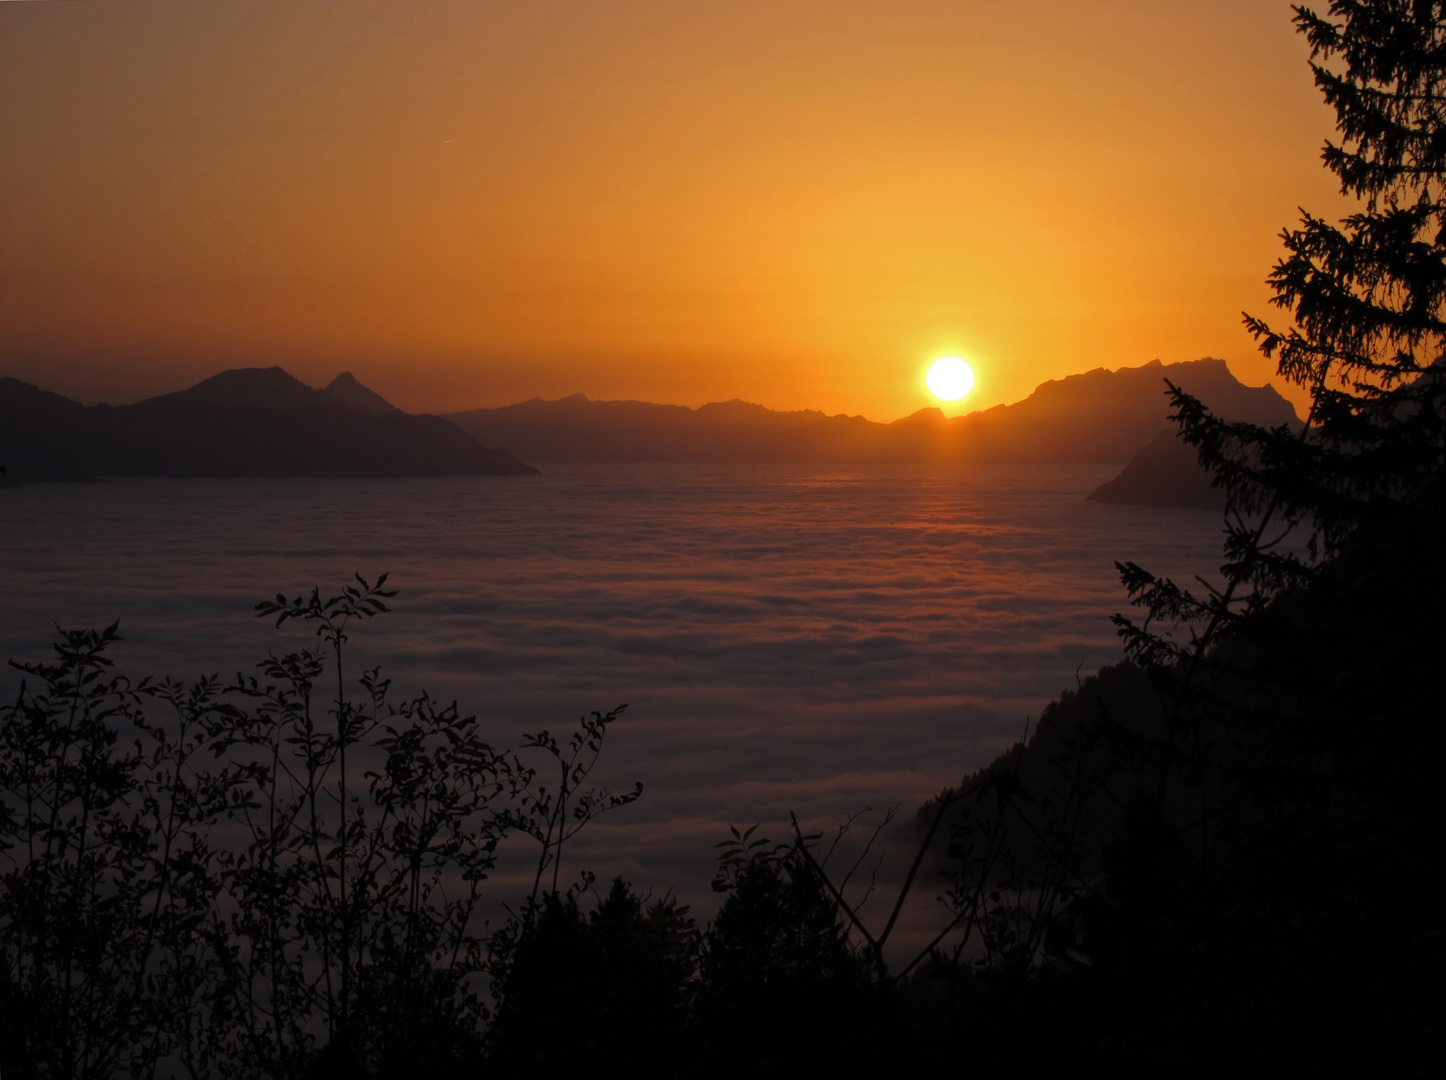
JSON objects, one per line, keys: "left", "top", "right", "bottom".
{"left": 141, "top": 367, "right": 320, "bottom": 410}
{"left": 696, "top": 398, "right": 773, "bottom": 418}
{"left": 324, "top": 372, "right": 400, "bottom": 415}
{"left": 891, "top": 406, "right": 947, "bottom": 426}
{"left": 1, "top": 365, "right": 538, "bottom": 480}
{"left": 196, "top": 367, "right": 310, "bottom": 391}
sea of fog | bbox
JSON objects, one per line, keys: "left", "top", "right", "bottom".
{"left": 1, "top": 464, "right": 1225, "bottom": 947}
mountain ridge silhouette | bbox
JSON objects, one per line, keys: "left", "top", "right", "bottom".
{"left": 446, "top": 358, "right": 1298, "bottom": 464}
{"left": 0, "top": 368, "right": 536, "bottom": 482}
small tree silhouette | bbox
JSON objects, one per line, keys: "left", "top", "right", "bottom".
{"left": 0, "top": 576, "right": 647, "bottom": 1079}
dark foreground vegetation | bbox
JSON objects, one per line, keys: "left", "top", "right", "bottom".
{"left": 4, "top": 2, "right": 1445, "bottom": 1075}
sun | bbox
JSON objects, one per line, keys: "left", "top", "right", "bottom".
{"left": 925, "top": 356, "right": 975, "bottom": 402}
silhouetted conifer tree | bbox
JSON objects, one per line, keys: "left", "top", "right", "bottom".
{"left": 484, "top": 877, "right": 696, "bottom": 1075}
{"left": 1097, "top": 2, "right": 1446, "bottom": 1072}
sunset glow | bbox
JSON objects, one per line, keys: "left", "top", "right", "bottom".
{"left": 0, "top": 0, "right": 1337, "bottom": 418}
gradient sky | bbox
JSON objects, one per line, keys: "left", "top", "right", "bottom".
{"left": 0, "top": 0, "right": 1346, "bottom": 419}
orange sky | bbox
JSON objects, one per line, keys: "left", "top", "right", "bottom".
{"left": 0, "top": 0, "right": 1347, "bottom": 420}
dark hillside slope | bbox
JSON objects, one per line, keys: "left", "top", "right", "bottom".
{"left": 0, "top": 368, "right": 537, "bottom": 480}
{"left": 1086, "top": 429, "right": 1225, "bottom": 509}
{"left": 447, "top": 359, "right": 1298, "bottom": 464}
{"left": 908, "top": 498, "right": 1444, "bottom": 1072}
{"left": 0, "top": 378, "right": 108, "bottom": 482}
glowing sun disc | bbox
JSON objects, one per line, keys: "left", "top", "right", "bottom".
{"left": 926, "top": 356, "right": 975, "bottom": 401}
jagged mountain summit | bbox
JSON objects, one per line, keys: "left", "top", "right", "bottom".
{"left": 0, "top": 368, "right": 537, "bottom": 481}
{"left": 446, "top": 359, "right": 1298, "bottom": 465}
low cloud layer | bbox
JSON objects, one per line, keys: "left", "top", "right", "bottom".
{"left": 0, "top": 464, "right": 1223, "bottom": 924}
